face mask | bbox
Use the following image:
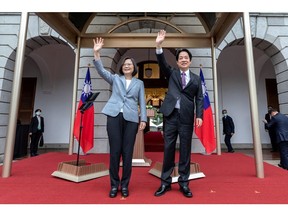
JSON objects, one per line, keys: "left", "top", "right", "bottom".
{"left": 223, "top": 114, "right": 227, "bottom": 117}
{"left": 36, "top": 111, "right": 41, "bottom": 116}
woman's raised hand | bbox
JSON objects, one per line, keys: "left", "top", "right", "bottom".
{"left": 93, "top": 37, "right": 104, "bottom": 52}
{"left": 93, "top": 37, "right": 104, "bottom": 59}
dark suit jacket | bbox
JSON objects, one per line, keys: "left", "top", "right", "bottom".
{"left": 266, "top": 112, "right": 288, "bottom": 143}
{"left": 29, "top": 116, "right": 44, "bottom": 134}
{"left": 156, "top": 52, "right": 203, "bottom": 124}
{"left": 222, "top": 115, "right": 235, "bottom": 134}
{"left": 264, "top": 113, "right": 271, "bottom": 130}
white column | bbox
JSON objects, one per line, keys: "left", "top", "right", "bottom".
{"left": 2, "top": 12, "right": 29, "bottom": 178}
{"left": 211, "top": 37, "right": 221, "bottom": 155}
{"left": 243, "top": 12, "right": 264, "bottom": 178}
{"left": 69, "top": 36, "right": 81, "bottom": 155}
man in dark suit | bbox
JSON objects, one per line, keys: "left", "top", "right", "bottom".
{"left": 222, "top": 109, "right": 235, "bottom": 153}
{"left": 29, "top": 108, "right": 44, "bottom": 157}
{"left": 154, "top": 30, "right": 204, "bottom": 198}
{"left": 264, "top": 106, "right": 277, "bottom": 152}
{"left": 264, "top": 108, "right": 288, "bottom": 170}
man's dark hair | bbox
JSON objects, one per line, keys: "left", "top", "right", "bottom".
{"left": 176, "top": 48, "right": 192, "bottom": 61}
{"left": 35, "top": 109, "right": 41, "bottom": 113}
{"left": 268, "top": 108, "right": 277, "bottom": 115}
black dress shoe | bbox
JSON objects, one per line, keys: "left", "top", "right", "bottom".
{"left": 278, "top": 164, "right": 288, "bottom": 170}
{"left": 154, "top": 185, "right": 171, "bottom": 197}
{"left": 179, "top": 186, "right": 193, "bottom": 198}
{"left": 109, "top": 187, "right": 118, "bottom": 198}
{"left": 31, "top": 153, "right": 39, "bottom": 157}
{"left": 121, "top": 188, "right": 129, "bottom": 197}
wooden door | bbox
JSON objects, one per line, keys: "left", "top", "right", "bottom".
{"left": 265, "top": 78, "right": 279, "bottom": 111}
{"left": 17, "top": 78, "right": 37, "bottom": 124}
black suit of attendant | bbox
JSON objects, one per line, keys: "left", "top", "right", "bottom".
{"left": 266, "top": 112, "right": 288, "bottom": 169}
{"left": 29, "top": 115, "right": 44, "bottom": 156}
{"left": 265, "top": 112, "right": 277, "bottom": 151}
{"left": 156, "top": 52, "right": 203, "bottom": 188}
{"left": 222, "top": 115, "right": 235, "bottom": 152}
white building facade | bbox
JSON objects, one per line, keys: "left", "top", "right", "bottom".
{"left": 1, "top": 13, "right": 288, "bottom": 162}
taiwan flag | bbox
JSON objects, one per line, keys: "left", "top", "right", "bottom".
{"left": 73, "top": 67, "right": 94, "bottom": 154}
{"left": 194, "top": 68, "right": 216, "bottom": 154}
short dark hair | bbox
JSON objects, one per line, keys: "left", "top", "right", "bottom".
{"left": 268, "top": 108, "right": 277, "bottom": 115}
{"left": 35, "top": 109, "right": 41, "bottom": 113}
{"left": 176, "top": 48, "right": 192, "bottom": 61}
{"left": 222, "top": 109, "right": 227, "bottom": 114}
{"left": 119, "top": 57, "right": 138, "bottom": 76}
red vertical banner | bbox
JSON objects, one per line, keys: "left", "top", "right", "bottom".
{"left": 73, "top": 68, "right": 94, "bottom": 153}
{"left": 194, "top": 68, "right": 216, "bottom": 154}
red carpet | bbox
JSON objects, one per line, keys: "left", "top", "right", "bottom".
{"left": 1, "top": 151, "right": 288, "bottom": 205}
{"left": 144, "top": 131, "right": 164, "bottom": 152}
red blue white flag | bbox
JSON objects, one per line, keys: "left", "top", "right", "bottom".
{"left": 194, "top": 68, "right": 216, "bottom": 154}
{"left": 73, "top": 67, "right": 94, "bottom": 153}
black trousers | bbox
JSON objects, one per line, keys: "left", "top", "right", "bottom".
{"left": 107, "top": 113, "right": 138, "bottom": 189}
{"left": 268, "top": 129, "right": 278, "bottom": 151}
{"left": 224, "top": 134, "right": 234, "bottom": 152}
{"left": 30, "top": 130, "right": 42, "bottom": 155}
{"left": 279, "top": 141, "right": 288, "bottom": 169}
{"left": 161, "top": 109, "right": 193, "bottom": 187}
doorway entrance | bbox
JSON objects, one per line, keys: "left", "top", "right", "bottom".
{"left": 265, "top": 78, "right": 279, "bottom": 111}
{"left": 17, "top": 77, "right": 37, "bottom": 124}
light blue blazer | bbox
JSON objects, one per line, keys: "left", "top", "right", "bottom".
{"left": 93, "top": 59, "right": 147, "bottom": 123}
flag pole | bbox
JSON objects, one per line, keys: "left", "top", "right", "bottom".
{"left": 195, "top": 64, "right": 216, "bottom": 155}
{"left": 52, "top": 99, "right": 109, "bottom": 182}
{"left": 76, "top": 112, "right": 84, "bottom": 166}
{"left": 199, "top": 64, "right": 209, "bottom": 155}
{"left": 75, "top": 65, "right": 90, "bottom": 166}
{"left": 199, "top": 64, "right": 206, "bottom": 155}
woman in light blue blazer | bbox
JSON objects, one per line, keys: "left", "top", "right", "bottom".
{"left": 93, "top": 37, "right": 147, "bottom": 198}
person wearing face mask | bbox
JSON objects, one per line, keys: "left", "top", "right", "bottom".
{"left": 28, "top": 109, "right": 44, "bottom": 157}
{"left": 264, "top": 106, "right": 278, "bottom": 152}
{"left": 92, "top": 37, "right": 147, "bottom": 198}
{"left": 222, "top": 109, "right": 235, "bottom": 153}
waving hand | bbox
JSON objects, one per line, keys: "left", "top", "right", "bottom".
{"left": 93, "top": 37, "right": 104, "bottom": 59}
